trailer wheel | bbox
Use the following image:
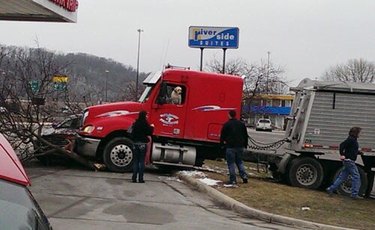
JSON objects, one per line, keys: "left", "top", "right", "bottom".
{"left": 333, "top": 166, "right": 368, "bottom": 197}
{"left": 288, "top": 157, "right": 324, "bottom": 189}
{"left": 103, "top": 137, "right": 134, "bottom": 173}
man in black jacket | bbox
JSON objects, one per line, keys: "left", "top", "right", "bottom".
{"left": 326, "top": 127, "right": 363, "bottom": 199}
{"left": 220, "top": 110, "right": 249, "bottom": 185}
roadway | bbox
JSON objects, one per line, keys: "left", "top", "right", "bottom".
{"left": 26, "top": 162, "right": 298, "bottom": 230}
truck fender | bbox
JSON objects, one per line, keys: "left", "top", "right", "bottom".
{"left": 276, "top": 153, "right": 292, "bottom": 174}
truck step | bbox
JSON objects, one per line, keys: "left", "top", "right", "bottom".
{"left": 153, "top": 161, "right": 194, "bottom": 168}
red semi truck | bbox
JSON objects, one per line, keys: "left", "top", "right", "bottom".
{"left": 75, "top": 68, "right": 243, "bottom": 172}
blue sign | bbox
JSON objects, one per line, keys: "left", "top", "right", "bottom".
{"left": 188, "top": 26, "right": 239, "bottom": 49}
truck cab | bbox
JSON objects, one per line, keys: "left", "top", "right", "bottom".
{"left": 76, "top": 68, "right": 243, "bottom": 172}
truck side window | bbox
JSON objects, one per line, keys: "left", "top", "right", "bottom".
{"left": 167, "top": 84, "right": 185, "bottom": 105}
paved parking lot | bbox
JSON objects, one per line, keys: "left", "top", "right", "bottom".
{"left": 25, "top": 162, "right": 297, "bottom": 230}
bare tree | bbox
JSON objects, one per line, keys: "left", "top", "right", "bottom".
{"left": 322, "top": 58, "right": 375, "bottom": 83}
{"left": 241, "top": 60, "right": 287, "bottom": 121}
{"left": 242, "top": 60, "right": 287, "bottom": 96}
{"left": 0, "top": 45, "right": 96, "bottom": 169}
{"left": 206, "top": 57, "right": 246, "bottom": 75}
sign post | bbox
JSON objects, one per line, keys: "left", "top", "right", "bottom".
{"left": 188, "top": 26, "right": 239, "bottom": 73}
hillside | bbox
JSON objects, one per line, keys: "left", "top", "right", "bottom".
{"left": 0, "top": 45, "right": 149, "bottom": 103}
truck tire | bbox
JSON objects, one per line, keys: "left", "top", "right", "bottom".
{"left": 333, "top": 166, "right": 368, "bottom": 197}
{"left": 195, "top": 157, "right": 204, "bottom": 167}
{"left": 103, "top": 137, "right": 134, "bottom": 173}
{"left": 288, "top": 157, "right": 324, "bottom": 189}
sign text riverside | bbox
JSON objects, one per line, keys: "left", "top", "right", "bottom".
{"left": 188, "top": 26, "right": 239, "bottom": 49}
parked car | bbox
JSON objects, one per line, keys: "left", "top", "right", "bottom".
{"left": 256, "top": 118, "right": 272, "bottom": 132}
{"left": 0, "top": 133, "right": 52, "bottom": 229}
{"left": 35, "top": 115, "right": 81, "bottom": 164}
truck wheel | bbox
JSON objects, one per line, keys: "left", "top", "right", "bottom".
{"left": 288, "top": 157, "right": 324, "bottom": 189}
{"left": 195, "top": 157, "right": 204, "bottom": 167}
{"left": 103, "top": 137, "right": 134, "bottom": 173}
{"left": 333, "top": 166, "right": 368, "bottom": 197}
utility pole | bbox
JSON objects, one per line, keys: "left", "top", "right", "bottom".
{"left": 105, "top": 70, "right": 109, "bottom": 102}
{"left": 136, "top": 29, "right": 143, "bottom": 101}
{"left": 266, "top": 51, "right": 270, "bottom": 94}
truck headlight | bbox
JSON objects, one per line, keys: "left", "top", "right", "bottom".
{"left": 82, "top": 125, "right": 95, "bottom": 133}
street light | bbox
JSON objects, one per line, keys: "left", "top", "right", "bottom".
{"left": 105, "top": 70, "right": 109, "bottom": 102}
{"left": 266, "top": 51, "right": 270, "bottom": 94}
{"left": 136, "top": 28, "right": 143, "bottom": 101}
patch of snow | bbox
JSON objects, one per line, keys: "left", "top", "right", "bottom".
{"left": 223, "top": 184, "right": 238, "bottom": 188}
{"left": 301, "top": 206, "right": 311, "bottom": 211}
{"left": 41, "top": 127, "right": 55, "bottom": 135}
{"left": 161, "top": 176, "right": 183, "bottom": 183}
{"left": 179, "top": 170, "right": 206, "bottom": 178}
{"left": 198, "top": 178, "right": 222, "bottom": 186}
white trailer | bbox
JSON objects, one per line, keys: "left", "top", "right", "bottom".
{"left": 250, "top": 78, "right": 375, "bottom": 197}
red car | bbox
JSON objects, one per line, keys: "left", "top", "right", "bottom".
{"left": 0, "top": 133, "right": 52, "bottom": 229}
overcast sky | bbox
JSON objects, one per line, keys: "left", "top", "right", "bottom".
{"left": 1, "top": 0, "right": 374, "bottom": 86}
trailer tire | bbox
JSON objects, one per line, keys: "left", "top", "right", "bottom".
{"left": 103, "top": 137, "right": 134, "bottom": 173}
{"left": 288, "top": 157, "right": 324, "bottom": 189}
{"left": 333, "top": 166, "right": 368, "bottom": 197}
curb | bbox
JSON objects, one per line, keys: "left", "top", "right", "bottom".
{"left": 177, "top": 173, "right": 354, "bottom": 230}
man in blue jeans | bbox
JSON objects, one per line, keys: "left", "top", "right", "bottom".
{"left": 326, "top": 127, "right": 363, "bottom": 199}
{"left": 220, "top": 110, "right": 249, "bottom": 185}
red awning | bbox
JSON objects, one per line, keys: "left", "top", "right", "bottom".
{"left": 0, "top": 0, "right": 77, "bottom": 22}
{"left": 0, "top": 134, "right": 30, "bottom": 186}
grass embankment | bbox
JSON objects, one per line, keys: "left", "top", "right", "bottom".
{"left": 200, "top": 160, "right": 374, "bottom": 230}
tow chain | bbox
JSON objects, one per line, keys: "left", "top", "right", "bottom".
{"left": 247, "top": 136, "right": 289, "bottom": 151}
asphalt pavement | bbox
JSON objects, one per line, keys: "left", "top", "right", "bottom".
{"left": 25, "top": 162, "right": 300, "bottom": 230}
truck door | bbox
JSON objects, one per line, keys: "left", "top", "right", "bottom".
{"left": 150, "top": 82, "right": 187, "bottom": 139}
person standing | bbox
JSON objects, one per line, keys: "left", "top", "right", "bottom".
{"left": 220, "top": 110, "right": 249, "bottom": 185}
{"left": 130, "top": 111, "right": 154, "bottom": 183}
{"left": 326, "top": 127, "right": 363, "bottom": 199}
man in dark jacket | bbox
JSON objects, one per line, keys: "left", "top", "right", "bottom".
{"left": 326, "top": 127, "right": 362, "bottom": 199}
{"left": 220, "top": 110, "right": 249, "bottom": 185}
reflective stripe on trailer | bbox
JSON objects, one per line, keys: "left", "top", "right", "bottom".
{"left": 302, "top": 143, "right": 375, "bottom": 152}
